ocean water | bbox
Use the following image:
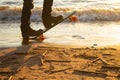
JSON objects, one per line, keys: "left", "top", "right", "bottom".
{"left": 1, "top": 0, "right": 120, "bottom": 8}
{"left": 0, "top": 0, "right": 120, "bottom": 48}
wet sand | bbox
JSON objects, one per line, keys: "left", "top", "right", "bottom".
{"left": 0, "top": 43, "right": 120, "bottom": 80}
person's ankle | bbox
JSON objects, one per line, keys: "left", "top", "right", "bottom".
{"left": 22, "top": 38, "right": 29, "bottom": 45}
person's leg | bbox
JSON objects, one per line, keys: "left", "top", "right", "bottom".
{"left": 21, "top": 0, "right": 33, "bottom": 39}
{"left": 21, "top": 0, "right": 43, "bottom": 45}
{"left": 42, "top": 0, "right": 63, "bottom": 29}
{"left": 42, "top": 0, "right": 53, "bottom": 28}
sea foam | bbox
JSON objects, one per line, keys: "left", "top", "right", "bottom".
{"left": 1, "top": 6, "right": 120, "bottom": 22}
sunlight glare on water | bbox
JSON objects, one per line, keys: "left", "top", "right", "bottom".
{"left": 43, "top": 22, "right": 120, "bottom": 47}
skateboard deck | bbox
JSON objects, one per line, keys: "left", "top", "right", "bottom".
{"left": 30, "top": 11, "right": 76, "bottom": 40}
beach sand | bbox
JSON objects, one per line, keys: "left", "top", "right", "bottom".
{"left": 0, "top": 43, "right": 120, "bottom": 80}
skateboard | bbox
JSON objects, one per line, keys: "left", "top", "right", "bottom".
{"left": 30, "top": 11, "right": 76, "bottom": 41}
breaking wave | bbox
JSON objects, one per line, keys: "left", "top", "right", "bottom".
{"left": 1, "top": 6, "right": 120, "bottom": 22}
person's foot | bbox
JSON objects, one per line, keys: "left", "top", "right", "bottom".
{"left": 29, "top": 29, "right": 43, "bottom": 37}
{"left": 22, "top": 29, "right": 43, "bottom": 45}
{"left": 43, "top": 15, "right": 63, "bottom": 29}
{"left": 50, "top": 15, "right": 63, "bottom": 25}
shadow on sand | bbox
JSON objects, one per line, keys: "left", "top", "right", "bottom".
{"left": 0, "top": 44, "right": 42, "bottom": 79}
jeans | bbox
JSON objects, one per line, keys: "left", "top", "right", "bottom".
{"left": 21, "top": 0, "right": 53, "bottom": 38}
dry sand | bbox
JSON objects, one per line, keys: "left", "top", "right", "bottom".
{"left": 0, "top": 43, "right": 120, "bottom": 80}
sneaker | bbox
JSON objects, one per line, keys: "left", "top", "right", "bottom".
{"left": 22, "top": 29, "right": 43, "bottom": 45}
{"left": 43, "top": 15, "right": 63, "bottom": 29}
{"left": 50, "top": 15, "right": 63, "bottom": 25}
{"left": 29, "top": 28, "right": 43, "bottom": 37}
